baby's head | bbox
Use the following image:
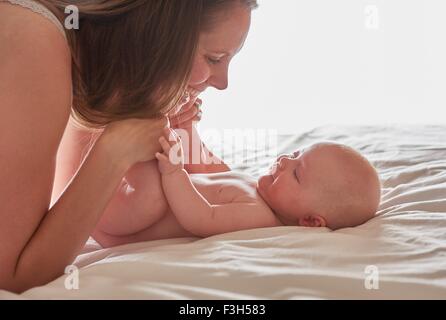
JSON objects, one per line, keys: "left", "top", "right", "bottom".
{"left": 257, "top": 143, "right": 381, "bottom": 230}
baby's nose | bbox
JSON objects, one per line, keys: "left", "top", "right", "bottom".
{"left": 277, "top": 154, "right": 289, "bottom": 162}
{"left": 278, "top": 157, "right": 288, "bottom": 169}
{"left": 280, "top": 156, "right": 295, "bottom": 168}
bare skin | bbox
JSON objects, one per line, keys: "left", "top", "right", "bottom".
{"left": 0, "top": 2, "right": 167, "bottom": 293}
{"left": 93, "top": 165, "right": 283, "bottom": 247}
{"left": 54, "top": 4, "right": 254, "bottom": 243}
{"left": 94, "top": 130, "right": 381, "bottom": 247}
{"left": 53, "top": 2, "right": 252, "bottom": 197}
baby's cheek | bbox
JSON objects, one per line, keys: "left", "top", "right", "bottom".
{"left": 258, "top": 175, "right": 273, "bottom": 192}
{"left": 267, "top": 184, "right": 285, "bottom": 204}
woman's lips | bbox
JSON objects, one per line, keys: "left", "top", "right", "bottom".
{"left": 188, "top": 87, "right": 202, "bottom": 98}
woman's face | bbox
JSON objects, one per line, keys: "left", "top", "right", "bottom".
{"left": 187, "top": 4, "right": 252, "bottom": 99}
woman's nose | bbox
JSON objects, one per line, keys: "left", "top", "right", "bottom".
{"left": 211, "top": 76, "right": 228, "bottom": 90}
{"left": 209, "top": 67, "right": 229, "bottom": 90}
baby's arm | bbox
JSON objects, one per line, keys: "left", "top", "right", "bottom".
{"left": 170, "top": 97, "right": 230, "bottom": 174}
{"left": 156, "top": 129, "right": 277, "bottom": 237}
{"left": 161, "top": 170, "right": 276, "bottom": 237}
{"left": 180, "top": 124, "right": 230, "bottom": 174}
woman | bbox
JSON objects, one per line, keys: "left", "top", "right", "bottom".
{"left": 0, "top": 0, "right": 257, "bottom": 293}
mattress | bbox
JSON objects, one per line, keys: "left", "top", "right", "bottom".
{"left": 1, "top": 125, "right": 445, "bottom": 299}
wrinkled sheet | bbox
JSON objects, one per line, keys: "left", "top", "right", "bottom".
{"left": 1, "top": 125, "right": 445, "bottom": 299}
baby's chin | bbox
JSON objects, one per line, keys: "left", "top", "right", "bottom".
{"left": 257, "top": 174, "right": 273, "bottom": 189}
{"left": 256, "top": 175, "right": 274, "bottom": 201}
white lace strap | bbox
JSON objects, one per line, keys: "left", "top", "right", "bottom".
{"left": 1, "top": 0, "right": 67, "bottom": 39}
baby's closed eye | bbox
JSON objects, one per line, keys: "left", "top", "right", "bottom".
{"left": 294, "top": 169, "right": 300, "bottom": 183}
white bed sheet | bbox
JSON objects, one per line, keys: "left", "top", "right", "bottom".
{"left": 1, "top": 125, "right": 445, "bottom": 299}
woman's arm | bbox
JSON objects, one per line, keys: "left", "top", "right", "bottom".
{"left": 0, "top": 22, "right": 131, "bottom": 292}
{"left": 53, "top": 123, "right": 168, "bottom": 237}
{"left": 11, "top": 138, "right": 130, "bottom": 292}
{"left": 0, "top": 18, "right": 166, "bottom": 292}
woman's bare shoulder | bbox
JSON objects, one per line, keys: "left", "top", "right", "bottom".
{"left": 0, "top": 1, "right": 71, "bottom": 67}
{"left": 0, "top": 1, "right": 72, "bottom": 132}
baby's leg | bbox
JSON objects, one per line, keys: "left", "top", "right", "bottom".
{"left": 92, "top": 213, "right": 192, "bottom": 248}
{"left": 93, "top": 160, "right": 169, "bottom": 243}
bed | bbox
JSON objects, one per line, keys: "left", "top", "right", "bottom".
{"left": 1, "top": 125, "right": 445, "bottom": 299}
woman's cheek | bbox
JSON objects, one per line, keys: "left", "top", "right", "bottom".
{"left": 189, "top": 58, "right": 210, "bottom": 85}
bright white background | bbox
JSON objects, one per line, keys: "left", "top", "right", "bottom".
{"left": 200, "top": 0, "right": 446, "bottom": 134}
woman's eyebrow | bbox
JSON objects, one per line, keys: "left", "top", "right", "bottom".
{"left": 210, "top": 45, "right": 243, "bottom": 57}
{"left": 209, "top": 51, "right": 230, "bottom": 57}
{"left": 208, "top": 50, "right": 231, "bottom": 58}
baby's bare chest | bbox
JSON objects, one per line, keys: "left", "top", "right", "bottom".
{"left": 155, "top": 173, "right": 274, "bottom": 239}
{"left": 191, "top": 173, "right": 259, "bottom": 205}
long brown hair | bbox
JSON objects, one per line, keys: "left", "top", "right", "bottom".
{"left": 36, "top": 0, "right": 258, "bottom": 129}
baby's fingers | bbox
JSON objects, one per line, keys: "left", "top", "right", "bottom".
{"left": 159, "top": 136, "right": 172, "bottom": 153}
{"left": 163, "top": 128, "right": 182, "bottom": 144}
{"left": 155, "top": 152, "right": 169, "bottom": 162}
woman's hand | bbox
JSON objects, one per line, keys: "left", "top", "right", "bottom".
{"left": 155, "top": 128, "right": 185, "bottom": 175}
{"left": 169, "top": 95, "right": 203, "bottom": 129}
{"left": 99, "top": 116, "right": 170, "bottom": 168}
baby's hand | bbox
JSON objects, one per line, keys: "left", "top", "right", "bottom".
{"left": 169, "top": 97, "right": 203, "bottom": 129}
{"left": 155, "top": 128, "right": 184, "bottom": 175}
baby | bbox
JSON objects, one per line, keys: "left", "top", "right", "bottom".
{"left": 92, "top": 129, "right": 381, "bottom": 248}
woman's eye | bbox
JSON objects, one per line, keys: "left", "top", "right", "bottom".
{"left": 207, "top": 57, "right": 221, "bottom": 65}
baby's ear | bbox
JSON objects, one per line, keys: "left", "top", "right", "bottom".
{"left": 299, "top": 215, "right": 327, "bottom": 228}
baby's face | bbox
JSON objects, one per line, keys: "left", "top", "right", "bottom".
{"left": 257, "top": 144, "right": 328, "bottom": 227}
{"left": 257, "top": 143, "right": 380, "bottom": 229}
